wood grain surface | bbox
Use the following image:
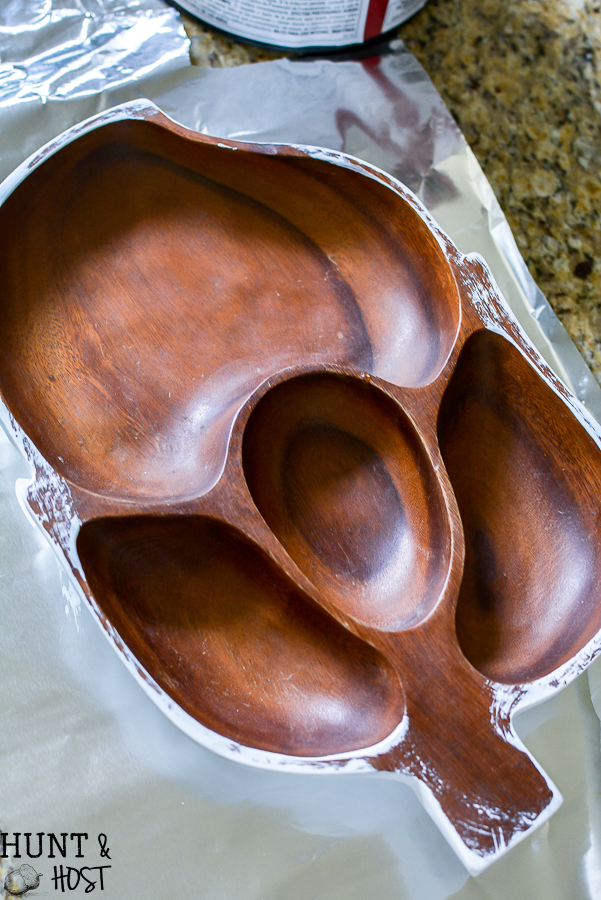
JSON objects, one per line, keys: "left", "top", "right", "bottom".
{"left": 1, "top": 105, "right": 599, "bottom": 868}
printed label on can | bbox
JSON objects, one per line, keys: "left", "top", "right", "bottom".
{"left": 180, "top": 0, "right": 424, "bottom": 48}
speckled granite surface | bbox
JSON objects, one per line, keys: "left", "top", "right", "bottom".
{"left": 181, "top": 2, "right": 601, "bottom": 380}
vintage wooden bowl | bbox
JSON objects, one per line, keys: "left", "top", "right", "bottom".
{"left": 2, "top": 100, "right": 601, "bottom": 874}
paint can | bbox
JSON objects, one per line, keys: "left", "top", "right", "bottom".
{"left": 176, "top": 0, "right": 429, "bottom": 52}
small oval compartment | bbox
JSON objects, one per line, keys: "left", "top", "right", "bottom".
{"left": 438, "top": 330, "right": 601, "bottom": 684}
{"left": 243, "top": 372, "right": 452, "bottom": 631}
{"left": 77, "top": 515, "right": 404, "bottom": 756}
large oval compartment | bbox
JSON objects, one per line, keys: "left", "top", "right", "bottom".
{"left": 0, "top": 118, "right": 459, "bottom": 501}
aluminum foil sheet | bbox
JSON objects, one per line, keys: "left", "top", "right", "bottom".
{"left": 2, "top": 3, "right": 601, "bottom": 898}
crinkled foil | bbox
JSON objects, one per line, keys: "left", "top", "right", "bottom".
{"left": 1, "top": 3, "right": 601, "bottom": 898}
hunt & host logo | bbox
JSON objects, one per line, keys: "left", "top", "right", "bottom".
{"left": 1, "top": 833, "right": 111, "bottom": 894}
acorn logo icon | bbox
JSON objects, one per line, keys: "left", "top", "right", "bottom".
{"left": 4, "top": 864, "right": 42, "bottom": 896}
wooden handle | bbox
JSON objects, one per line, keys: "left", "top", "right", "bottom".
{"left": 371, "top": 625, "right": 561, "bottom": 873}
{"left": 375, "top": 712, "right": 560, "bottom": 873}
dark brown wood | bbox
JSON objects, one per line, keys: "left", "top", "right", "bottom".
{"left": 242, "top": 370, "right": 451, "bottom": 631}
{"left": 439, "top": 328, "right": 601, "bottom": 683}
{"left": 77, "top": 514, "right": 404, "bottom": 756}
{"left": 0, "top": 117, "right": 459, "bottom": 502}
{"left": 1, "top": 104, "right": 600, "bottom": 869}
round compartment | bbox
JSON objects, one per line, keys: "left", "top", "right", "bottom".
{"left": 438, "top": 330, "right": 601, "bottom": 684}
{"left": 0, "top": 118, "right": 459, "bottom": 501}
{"left": 77, "top": 515, "right": 404, "bottom": 756}
{"left": 243, "top": 372, "right": 452, "bottom": 631}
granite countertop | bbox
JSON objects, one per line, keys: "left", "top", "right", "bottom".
{"left": 181, "top": 1, "right": 601, "bottom": 381}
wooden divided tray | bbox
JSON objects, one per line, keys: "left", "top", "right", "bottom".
{"left": 2, "top": 100, "right": 601, "bottom": 874}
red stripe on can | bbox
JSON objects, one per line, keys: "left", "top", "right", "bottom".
{"left": 364, "top": 0, "right": 389, "bottom": 40}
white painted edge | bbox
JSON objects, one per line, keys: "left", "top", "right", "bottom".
{"left": 411, "top": 764, "right": 562, "bottom": 876}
